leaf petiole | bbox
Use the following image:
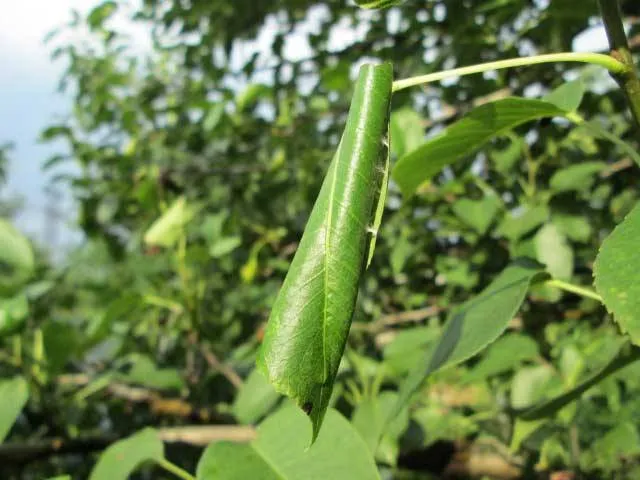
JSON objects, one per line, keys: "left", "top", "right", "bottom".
{"left": 392, "top": 52, "right": 629, "bottom": 92}
{"left": 544, "top": 279, "right": 603, "bottom": 303}
{"left": 156, "top": 458, "right": 196, "bottom": 480}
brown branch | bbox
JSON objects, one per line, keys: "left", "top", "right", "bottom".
{"left": 200, "top": 345, "right": 244, "bottom": 389}
{"left": 600, "top": 157, "right": 634, "bottom": 177}
{"left": 444, "top": 449, "right": 522, "bottom": 479}
{"left": 352, "top": 305, "right": 443, "bottom": 334}
{"left": 0, "top": 425, "right": 256, "bottom": 465}
{"left": 158, "top": 425, "right": 255, "bottom": 445}
{"left": 58, "top": 375, "right": 234, "bottom": 423}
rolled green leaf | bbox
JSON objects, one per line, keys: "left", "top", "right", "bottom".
{"left": 257, "top": 62, "right": 393, "bottom": 441}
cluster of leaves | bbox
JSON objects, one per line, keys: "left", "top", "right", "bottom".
{"left": 1, "top": 0, "right": 640, "bottom": 479}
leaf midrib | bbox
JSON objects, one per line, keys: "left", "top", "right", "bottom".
{"left": 322, "top": 152, "right": 340, "bottom": 383}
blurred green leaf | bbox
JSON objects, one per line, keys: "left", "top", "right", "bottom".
{"left": 543, "top": 79, "right": 586, "bottom": 112}
{"left": 511, "top": 365, "right": 557, "bottom": 410}
{"left": 0, "top": 219, "right": 35, "bottom": 293}
{"left": 517, "top": 341, "right": 639, "bottom": 420}
{"left": 233, "top": 369, "right": 280, "bottom": 424}
{"left": 144, "top": 197, "right": 198, "bottom": 248}
{"left": 89, "top": 428, "right": 164, "bottom": 480}
{"left": 236, "top": 84, "right": 270, "bottom": 112}
{"left": 351, "top": 392, "right": 409, "bottom": 465}
{"left": 496, "top": 205, "right": 549, "bottom": 241}
{"left": 393, "top": 259, "right": 546, "bottom": 418}
{"left": 118, "top": 355, "right": 184, "bottom": 391}
{"left": 535, "top": 224, "right": 573, "bottom": 281}
{"left": 0, "top": 294, "right": 29, "bottom": 337}
{"left": 0, "top": 377, "right": 28, "bottom": 442}
{"left": 594, "top": 202, "right": 640, "bottom": 345}
{"left": 355, "top": 0, "right": 405, "bottom": 9}
{"left": 586, "top": 423, "right": 640, "bottom": 470}
{"left": 389, "top": 108, "right": 424, "bottom": 159}
{"left": 197, "top": 404, "right": 379, "bottom": 480}
{"left": 210, "top": 236, "right": 242, "bottom": 258}
{"left": 392, "top": 98, "right": 567, "bottom": 197}
{"left": 549, "top": 162, "right": 605, "bottom": 193}
{"left": 383, "top": 325, "right": 441, "bottom": 375}
{"left": 452, "top": 193, "right": 501, "bottom": 234}
{"left": 552, "top": 214, "right": 592, "bottom": 243}
{"left": 87, "top": 1, "right": 118, "bottom": 30}
{"left": 203, "top": 103, "right": 225, "bottom": 131}
{"left": 463, "top": 333, "right": 539, "bottom": 383}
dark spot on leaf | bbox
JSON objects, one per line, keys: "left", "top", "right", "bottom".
{"left": 302, "top": 402, "right": 313, "bottom": 415}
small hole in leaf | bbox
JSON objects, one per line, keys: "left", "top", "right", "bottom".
{"left": 302, "top": 402, "right": 313, "bottom": 415}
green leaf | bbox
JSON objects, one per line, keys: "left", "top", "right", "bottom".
{"left": 411, "top": 405, "right": 479, "bottom": 446}
{"left": 389, "top": 108, "right": 424, "bottom": 159}
{"left": 517, "top": 342, "right": 640, "bottom": 420}
{"left": 0, "top": 294, "right": 29, "bottom": 337}
{"left": 510, "top": 365, "right": 557, "bottom": 410}
{"left": 257, "top": 63, "right": 393, "bottom": 441}
{"left": 203, "top": 103, "right": 225, "bottom": 131}
{"left": 463, "top": 333, "right": 539, "bottom": 383}
{"left": 383, "top": 325, "right": 441, "bottom": 375}
{"left": 510, "top": 418, "right": 546, "bottom": 452}
{"left": 88, "top": 294, "right": 141, "bottom": 340}
{"left": 575, "top": 119, "right": 640, "bottom": 168}
{"left": 87, "top": 1, "right": 118, "bottom": 30}
{"left": 196, "top": 404, "right": 380, "bottom": 480}
{"left": 389, "top": 235, "right": 412, "bottom": 277}
{"left": 351, "top": 392, "right": 409, "bottom": 465}
{"left": 89, "top": 428, "right": 164, "bottom": 480}
{"left": 144, "top": 197, "right": 198, "bottom": 248}
{"left": 0, "top": 219, "right": 35, "bottom": 294}
{"left": 552, "top": 214, "right": 592, "bottom": 243}
{"left": 542, "top": 79, "right": 586, "bottom": 112}
{"left": 392, "top": 259, "right": 546, "bottom": 418}
{"left": 117, "top": 355, "right": 184, "bottom": 391}
{"left": 452, "top": 193, "right": 502, "bottom": 234}
{"left": 236, "top": 84, "right": 270, "bottom": 112}
{"left": 0, "top": 377, "right": 29, "bottom": 442}
{"left": 491, "top": 134, "right": 523, "bottom": 174}
{"left": 392, "top": 98, "right": 567, "bottom": 197}
{"left": 549, "top": 161, "right": 605, "bottom": 193}
{"left": 355, "top": 0, "right": 405, "bottom": 8}
{"left": 534, "top": 224, "right": 573, "bottom": 281}
{"left": 588, "top": 423, "right": 640, "bottom": 470}
{"left": 232, "top": 369, "right": 280, "bottom": 424}
{"left": 209, "top": 236, "right": 242, "bottom": 258}
{"left": 43, "top": 320, "right": 79, "bottom": 374}
{"left": 496, "top": 204, "right": 549, "bottom": 241}
{"left": 594, "top": 202, "right": 640, "bottom": 344}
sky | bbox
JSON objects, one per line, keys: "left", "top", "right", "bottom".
{"left": 0, "top": 1, "right": 93, "bottom": 249}
{"left": 0, "top": 1, "right": 611, "bottom": 252}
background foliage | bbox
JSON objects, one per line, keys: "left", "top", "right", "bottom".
{"left": 1, "top": 0, "right": 640, "bottom": 478}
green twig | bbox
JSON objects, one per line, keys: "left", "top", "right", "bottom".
{"left": 392, "top": 52, "right": 629, "bottom": 92}
{"left": 597, "top": 0, "right": 640, "bottom": 130}
{"left": 545, "top": 279, "right": 603, "bottom": 303}
{"left": 156, "top": 458, "right": 196, "bottom": 480}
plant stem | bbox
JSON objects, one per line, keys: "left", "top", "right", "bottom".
{"left": 545, "top": 279, "right": 603, "bottom": 303}
{"left": 392, "top": 52, "right": 629, "bottom": 92}
{"left": 597, "top": 0, "right": 640, "bottom": 130}
{"left": 156, "top": 458, "right": 196, "bottom": 480}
